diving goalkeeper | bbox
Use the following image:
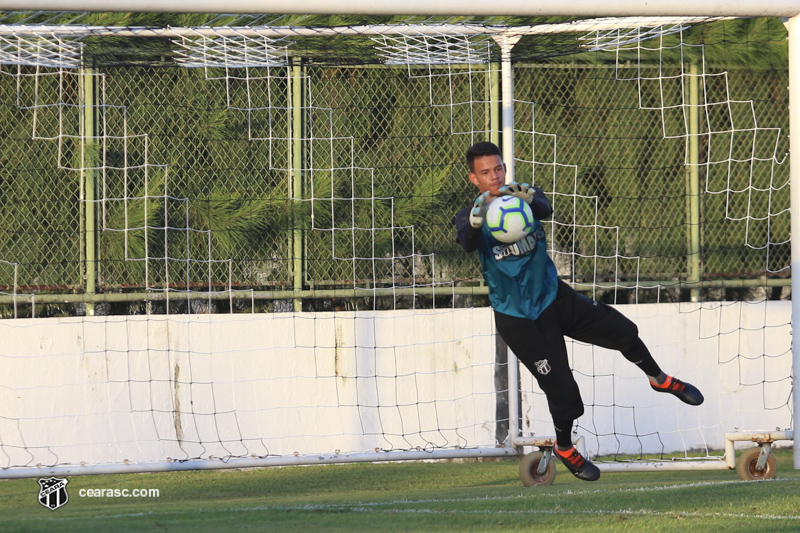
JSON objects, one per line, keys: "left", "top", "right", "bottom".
{"left": 454, "top": 141, "right": 703, "bottom": 482}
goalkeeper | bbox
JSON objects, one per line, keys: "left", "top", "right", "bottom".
{"left": 454, "top": 141, "right": 703, "bottom": 482}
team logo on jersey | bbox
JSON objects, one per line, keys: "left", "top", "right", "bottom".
{"left": 492, "top": 227, "right": 546, "bottom": 261}
{"left": 534, "top": 359, "right": 551, "bottom": 375}
{"left": 38, "top": 476, "right": 69, "bottom": 511}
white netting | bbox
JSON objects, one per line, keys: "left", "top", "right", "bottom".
{"left": 511, "top": 21, "right": 790, "bottom": 456}
{"left": 372, "top": 34, "right": 494, "bottom": 65}
{"left": 0, "top": 16, "right": 791, "bottom": 474}
{"left": 174, "top": 33, "right": 291, "bottom": 68}
{"left": 0, "top": 32, "right": 81, "bottom": 68}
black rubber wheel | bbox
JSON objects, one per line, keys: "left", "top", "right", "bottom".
{"left": 736, "top": 446, "right": 777, "bottom": 481}
{"left": 519, "top": 451, "right": 557, "bottom": 486}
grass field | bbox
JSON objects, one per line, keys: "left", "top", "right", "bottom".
{"left": 0, "top": 448, "right": 798, "bottom": 532}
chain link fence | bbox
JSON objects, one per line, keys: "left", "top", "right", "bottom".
{"left": 0, "top": 19, "right": 790, "bottom": 316}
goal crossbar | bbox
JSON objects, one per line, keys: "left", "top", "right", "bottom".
{"left": 0, "top": 17, "right": 728, "bottom": 39}
{"left": 1, "top": 1, "right": 799, "bottom": 17}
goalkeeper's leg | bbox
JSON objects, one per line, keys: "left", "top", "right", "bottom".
{"left": 555, "top": 282, "right": 703, "bottom": 405}
{"left": 494, "top": 309, "right": 600, "bottom": 481}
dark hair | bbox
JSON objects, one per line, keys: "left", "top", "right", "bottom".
{"left": 465, "top": 142, "right": 502, "bottom": 171}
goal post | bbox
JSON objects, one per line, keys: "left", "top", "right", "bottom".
{"left": 0, "top": 9, "right": 797, "bottom": 480}
{"left": 787, "top": 13, "right": 800, "bottom": 472}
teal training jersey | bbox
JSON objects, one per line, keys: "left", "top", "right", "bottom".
{"left": 475, "top": 219, "right": 559, "bottom": 320}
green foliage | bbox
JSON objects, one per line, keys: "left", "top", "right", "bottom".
{"left": 0, "top": 15, "right": 790, "bottom": 301}
{"left": 526, "top": 17, "right": 789, "bottom": 68}
{"left": 690, "top": 17, "right": 789, "bottom": 68}
{"left": 99, "top": 168, "right": 169, "bottom": 283}
{"left": 394, "top": 164, "right": 452, "bottom": 227}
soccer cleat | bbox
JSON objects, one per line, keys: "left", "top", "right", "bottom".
{"left": 650, "top": 375, "right": 704, "bottom": 405}
{"left": 554, "top": 446, "right": 600, "bottom": 481}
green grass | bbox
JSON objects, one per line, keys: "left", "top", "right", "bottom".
{"left": 1, "top": 449, "right": 799, "bottom": 532}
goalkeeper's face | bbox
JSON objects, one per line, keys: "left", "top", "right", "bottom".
{"left": 469, "top": 154, "right": 506, "bottom": 197}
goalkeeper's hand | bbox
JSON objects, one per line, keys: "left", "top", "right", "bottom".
{"left": 469, "top": 191, "right": 491, "bottom": 229}
{"left": 498, "top": 181, "right": 537, "bottom": 204}
{"left": 499, "top": 181, "right": 553, "bottom": 220}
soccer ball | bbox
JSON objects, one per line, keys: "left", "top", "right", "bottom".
{"left": 485, "top": 195, "right": 534, "bottom": 243}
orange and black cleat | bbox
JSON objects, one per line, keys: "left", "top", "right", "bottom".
{"left": 554, "top": 446, "right": 600, "bottom": 481}
{"left": 651, "top": 375, "right": 704, "bottom": 405}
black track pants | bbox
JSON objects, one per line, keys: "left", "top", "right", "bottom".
{"left": 494, "top": 281, "right": 662, "bottom": 421}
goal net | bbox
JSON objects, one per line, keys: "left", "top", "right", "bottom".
{"left": 0, "top": 11, "right": 792, "bottom": 476}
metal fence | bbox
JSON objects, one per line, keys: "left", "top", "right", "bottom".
{"left": 0, "top": 25, "right": 790, "bottom": 316}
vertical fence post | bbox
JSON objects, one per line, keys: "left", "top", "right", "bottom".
{"left": 486, "top": 59, "right": 508, "bottom": 445}
{"left": 81, "top": 63, "right": 97, "bottom": 316}
{"left": 785, "top": 15, "right": 800, "bottom": 471}
{"left": 686, "top": 60, "right": 702, "bottom": 302}
{"left": 496, "top": 33, "right": 521, "bottom": 183}
{"left": 489, "top": 62, "right": 500, "bottom": 147}
{"left": 493, "top": 32, "right": 521, "bottom": 450}
{"left": 289, "top": 60, "right": 305, "bottom": 312}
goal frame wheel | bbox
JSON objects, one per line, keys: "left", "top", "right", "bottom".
{"left": 519, "top": 449, "right": 557, "bottom": 486}
{"left": 736, "top": 446, "right": 777, "bottom": 481}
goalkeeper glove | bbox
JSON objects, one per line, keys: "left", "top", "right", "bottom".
{"left": 499, "top": 181, "right": 537, "bottom": 204}
{"left": 469, "top": 191, "right": 490, "bottom": 229}
{"left": 499, "top": 182, "right": 552, "bottom": 220}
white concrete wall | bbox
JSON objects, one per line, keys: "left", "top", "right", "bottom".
{"left": 0, "top": 309, "right": 498, "bottom": 468}
{"left": 0, "top": 300, "right": 792, "bottom": 469}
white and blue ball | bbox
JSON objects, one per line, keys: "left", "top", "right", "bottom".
{"left": 485, "top": 195, "right": 534, "bottom": 244}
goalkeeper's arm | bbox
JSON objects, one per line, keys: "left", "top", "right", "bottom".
{"left": 454, "top": 191, "right": 490, "bottom": 253}
{"left": 454, "top": 205, "right": 482, "bottom": 253}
